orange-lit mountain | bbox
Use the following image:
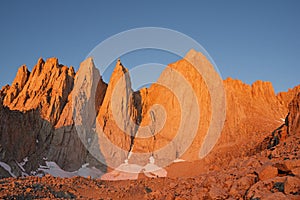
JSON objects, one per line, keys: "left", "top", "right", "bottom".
{"left": 0, "top": 50, "right": 299, "bottom": 182}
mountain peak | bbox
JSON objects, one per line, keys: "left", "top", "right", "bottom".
{"left": 184, "top": 49, "right": 206, "bottom": 61}
{"left": 12, "top": 64, "right": 30, "bottom": 89}
{"left": 184, "top": 48, "right": 198, "bottom": 58}
{"left": 114, "top": 58, "right": 128, "bottom": 74}
{"left": 105, "top": 59, "right": 131, "bottom": 90}
{"left": 82, "top": 57, "right": 94, "bottom": 67}
{"left": 77, "top": 57, "right": 97, "bottom": 76}
{"left": 251, "top": 80, "right": 275, "bottom": 98}
{"left": 1, "top": 57, "right": 75, "bottom": 124}
{"left": 45, "top": 57, "right": 59, "bottom": 67}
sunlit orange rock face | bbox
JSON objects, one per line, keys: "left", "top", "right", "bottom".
{"left": 2, "top": 58, "right": 75, "bottom": 123}
{"left": 288, "top": 92, "right": 300, "bottom": 134}
{"left": 95, "top": 50, "right": 219, "bottom": 168}
{"left": 197, "top": 77, "right": 299, "bottom": 172}
{"left": 96, "top": 60, "right": 140, "bottom": 168}
{"left": 95, "top": 49, "right": 300, "bottom": 171}
{"left": 128, "top": 51, "right": 213, "bottom": 166}
{"left": 209, "top": 78, "right": 299, "bottom": 157}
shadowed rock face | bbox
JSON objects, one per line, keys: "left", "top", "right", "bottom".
{"left": 0, "top": 50, "right": 299, "bottom": 179}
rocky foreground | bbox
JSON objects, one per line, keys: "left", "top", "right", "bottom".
{"left": 0, "top": 125, "right": 299, "bottom": 199}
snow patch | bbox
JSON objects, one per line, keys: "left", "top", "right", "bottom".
{"left": 16, "top": 157, "right": 29, "bottom": 177}
{"left": 38, "top": 162, "right": 74, "bottom": 178}
{"left": 173, "top": 158, "right": 186, "bottom": 163}
{"left": 19, "top": 157, "right": 28, "bottom": 167}
{"left": 0, "top": 162, "right": 16, "bottom": 178}
{"left": 37, "top": 161, "right": 103, "bottom": 179}
{"left": 77, "top": 163, "right": 103, "bottom": 178}
{"left": 101, "top": 156, "right": 167, "bottom": 180}
{"left": 127, "top": 151, "right": 133, "bottom": 159}
{"left": 143, "top": 163, "right": 167, "bottom": 178}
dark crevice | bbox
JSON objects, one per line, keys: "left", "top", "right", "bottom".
{"left": 127, "top": 90, "right": 143, "bottom": 157}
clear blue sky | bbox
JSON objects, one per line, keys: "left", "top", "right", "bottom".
{"left": 0, "top": 0, "right": 299, "bottom": 92}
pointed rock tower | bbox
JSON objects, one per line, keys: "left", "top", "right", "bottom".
{"left": 97, "top": 59, "right": 140, "bottom": 168}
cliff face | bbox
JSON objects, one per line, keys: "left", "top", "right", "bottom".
{"left": 128, "top": 50, "right": 215, "bottom": 166}
{"left": 288, "top": 93, "right": 300, "bottom": 134}
{"left": 0, "top": 58, "right": 106, "bottom": 177}
{"left": 95, "top": 59, "right": 140, "bottom": 168}
{"left": 2, "top": 58, "right": 74, "bottom": 124}
{"left": 93, "top": 49, "right": 299, "bottom": 172}
{"left": 213, "top": 78, "right": 300, "bottom": 157}
{"left": 0, "top": 50, "right": 299, "bottom": 178}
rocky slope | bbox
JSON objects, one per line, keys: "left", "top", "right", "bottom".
{"left": 0, "top": 49, "right": 299, "bottom": 182}
{"left": 0, "top": 88, "right": 299, "bottom": 199}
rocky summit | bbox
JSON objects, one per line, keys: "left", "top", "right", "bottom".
{"left": 0, "top": 50, "right": 299, "bottom": 199}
